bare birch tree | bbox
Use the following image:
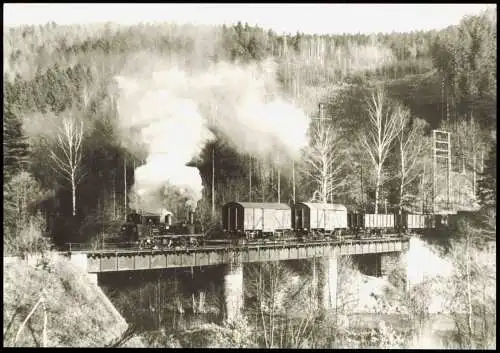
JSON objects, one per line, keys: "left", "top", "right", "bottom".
{"left": 396, "top": 107, "right": 427, "bottom": 213}
{"left": 361, "top": 87, "right": 401, "bottom": 213}
{"left": 50, "top": 114, "right": 85, "bottom": 216}
{"left": 303, "top": 122, "right": 345, "bottom": 204}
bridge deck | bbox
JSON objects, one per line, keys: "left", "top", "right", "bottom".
{"left": 70, "top": 237, "right": 410, "bottom": 273}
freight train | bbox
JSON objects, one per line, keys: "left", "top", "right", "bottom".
{"left": 221, "top": 202, "right": 449, "bottom": 241}
{"left": 119, "top": 201, "right": 452, "bottom": 249}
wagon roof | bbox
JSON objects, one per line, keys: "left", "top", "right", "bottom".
{"left": 224, "top": 202, "right": 291, "bottom": 210}
{"left": 297, "top": 202, "right": 347, "bottom": 211}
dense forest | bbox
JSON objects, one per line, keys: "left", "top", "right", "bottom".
{"left": 3, "top": 8, "right": 497, "bottom": 250}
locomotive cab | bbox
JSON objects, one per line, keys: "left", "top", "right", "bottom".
{"left": 120, "top": 211, "right": 141, "bottom": 243}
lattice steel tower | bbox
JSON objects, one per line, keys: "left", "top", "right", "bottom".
{"left": 432, "top": 130, "right": 452, "bottom": 212}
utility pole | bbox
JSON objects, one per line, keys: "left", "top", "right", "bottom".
{"left": 112, "top": 171, "right": 116, "bottom": 219}
{"left": 249, "top": 155, "right": 252, "bottom": 202}
{"left": 124, "top": 157, "right": 127, "bottom": 219}
{"left": 291, "top": 98, "right": 298, "bottom": 205}
{"left": 212, "top": 146, "right": 215, "bottom": 217}
{"left": 261, "top": 159, "right": 266, "bottom": 203}
{"left": 277, "top": 152, "right": 280, "bottom": 203}
{"left": 212, "top": 105, "right": 217, "bottom": 218}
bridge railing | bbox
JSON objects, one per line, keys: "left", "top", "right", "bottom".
{"left": 65, "top": 242, "right": 140, "bottom": 252}
{"left": 65, "top": 234, "right": 410, "bottom": 253}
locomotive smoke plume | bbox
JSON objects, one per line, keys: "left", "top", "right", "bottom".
{"left": 114, "top": 55, "right": 309, "bottom": 212}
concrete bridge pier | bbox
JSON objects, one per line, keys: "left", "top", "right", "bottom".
{"left": 223, "top": 262, "right": 244, "bottom": 322}
{"left": 318, "top": 256, "right": 338, "bottom": 310}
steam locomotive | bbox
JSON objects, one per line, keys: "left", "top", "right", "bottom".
{"left": 120, "top": 208, "right": 203, "bottom": 248}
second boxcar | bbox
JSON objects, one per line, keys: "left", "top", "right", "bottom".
{"left": 292, "top": 202, "right": 348, "bottom": 237}
{"left": 222, "top": 202, "right": 292, "bottom": 239}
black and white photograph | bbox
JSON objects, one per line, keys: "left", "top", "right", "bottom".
{"left": 3, "top": 3, "right": 496, "bottom": 348}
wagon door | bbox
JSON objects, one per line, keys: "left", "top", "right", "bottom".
{"left": 408, "top": 214, "right": 416, "bottom": 229}
{"left": 283, "top": 209, "right": 291, "bottom": 230}
{"left": 418, "top": 215, "right": 425, "bottom": 228}
{"left": 227, "top": 206, "right": 232, "bottom": 231}
{"left": 324, "top": 209, "right": 334, "bottom": 231}
{"left": 275, "top": 209, "right": 285, "bottom": 231}
{"left": 254, "top": 208, "right": 263, "bottom": 231}
{"left": 387, "top": 214, "right": 395, "bottom": 228}
{"left": 334, "top": 210, "right": 348, "bottom": 229}
{"left": 303, "top": 207, "right": 310, "bottom": 230}
{"left": 263, "top": 208, "right": 277, "bottom": 233}
{"left": 244, "top": 207, "right": 255, "bottom": 231}
{"left": 364, "top": 214, "right": 372, "bottom": 228}
{"left": 319, "top": 208, "right": 326, "bottom": 230}
{"left": 229, "top": 205, "right": 236, "bottom": 231}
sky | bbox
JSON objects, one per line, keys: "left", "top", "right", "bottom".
{"left": 3, "top": 3, "right": 495, "bottom": 35}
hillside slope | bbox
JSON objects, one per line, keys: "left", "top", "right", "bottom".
{"left": 3, "top": 253, "right": 128, "bottom": 347}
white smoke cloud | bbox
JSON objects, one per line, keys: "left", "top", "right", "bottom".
{"left": 114, "top": 57, "right": 309, "bottom": 212}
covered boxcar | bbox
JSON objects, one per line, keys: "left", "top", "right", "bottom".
{"left": 222, "top": 202, "right": 291, "bottom": 239}
{"left": 292, "top": 202, "right": 348, "bottom": 237}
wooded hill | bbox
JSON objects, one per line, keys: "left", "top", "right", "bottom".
{"left": 3, "top": 8, "right": 496, "bottom": 247}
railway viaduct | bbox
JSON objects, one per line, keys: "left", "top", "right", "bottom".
{"left": 66, "top": 237, "right": 410, "bottom": 322}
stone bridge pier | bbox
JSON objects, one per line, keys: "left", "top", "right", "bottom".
{"left": 223, "top": 262, "right": 244, "bottom": 322}
{"left": 222, "top": 256, "right": 341, "bottom": 322}
{"left": 318, "top": 256, "right": 338, "bottom": 310}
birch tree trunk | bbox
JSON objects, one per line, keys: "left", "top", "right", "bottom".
{"left": 50, "top": 114, "right": 85, "bottom": 217}
{"left": 375, "top": 166, "right": 381, "bottom": 214}
{"left": 71, "top": 177, "right": 76, "bottom": 218}
{"left": 361, "top": 87, "right": 401, "bottom": 215}
{"left": 304, "top": 123, "right": 345, "bottom": 205}
{"left": 397, "top": 107, "right": 425, "bottom": 213}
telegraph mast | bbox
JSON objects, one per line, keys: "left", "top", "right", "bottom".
{"left": 124, "top": 157, "right": 127, "bottom": 220}
{"left": 249, "top": 155, "right": 252, "bottom": 202}
{"left": 432, "top": 130, "right": 452, "bottom": 213}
